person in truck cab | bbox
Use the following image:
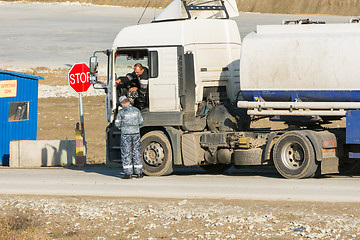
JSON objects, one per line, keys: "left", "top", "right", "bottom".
{"left": 116, "top": 63, "right": 149, "bottom": 108}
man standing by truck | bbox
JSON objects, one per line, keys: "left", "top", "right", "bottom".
{"left": 115, "top": 96, "right": 144, "bottom": 179}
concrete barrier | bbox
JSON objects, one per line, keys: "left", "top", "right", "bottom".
{"left": 10, "top": 140, "right": 76, "bottom": 167}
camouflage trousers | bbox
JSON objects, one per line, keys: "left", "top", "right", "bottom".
{"left": 120, "top": 133, "right": 143, "bottom": 175}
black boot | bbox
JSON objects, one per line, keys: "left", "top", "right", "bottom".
{"left": 122, "top": 174, "right": 132, "bottom": 179}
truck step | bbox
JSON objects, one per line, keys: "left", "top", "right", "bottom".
{"left": 112, "top": 146, "right": 121, "bottom": 150}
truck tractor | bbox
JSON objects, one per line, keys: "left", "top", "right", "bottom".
{"left": 88, "top": 0, "right": 360, "bottom": 178}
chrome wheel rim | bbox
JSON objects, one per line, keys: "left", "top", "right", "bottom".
{"left": 143, "top": 142, "right": 165, "bottom": 167}
{"left": 281, "top": 141, "right": 305, "bottom": 170}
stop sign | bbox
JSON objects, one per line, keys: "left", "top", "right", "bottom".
{"left": 68, "top": 63, "right": 91, "bottom": 93}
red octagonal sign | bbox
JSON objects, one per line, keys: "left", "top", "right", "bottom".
{"left": 68, "top": 63, "right": 91, "bottom": 93}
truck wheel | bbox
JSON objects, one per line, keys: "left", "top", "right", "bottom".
{"left": 141, "top": 131, "right": 173, "bottom": 176}
{"left": 200, "top": 164, "right": 232, "bottom": 174}
{"left": 273, "top": 132, "right": 318, "bottom": 179}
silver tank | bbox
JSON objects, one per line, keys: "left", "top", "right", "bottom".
{"left": 240, "top": 23, "right": 360, "bottom": 102}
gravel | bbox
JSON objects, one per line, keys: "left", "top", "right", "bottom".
{"left": 1, "top": 195, "right": 360, "bottom": 239}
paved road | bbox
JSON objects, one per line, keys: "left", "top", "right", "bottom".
{"left": 1, "top": 167, "right": 360, "bottom": 202}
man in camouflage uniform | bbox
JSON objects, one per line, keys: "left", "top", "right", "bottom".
{"left": 115, "top": 96, "right": 144, "bottom": 179}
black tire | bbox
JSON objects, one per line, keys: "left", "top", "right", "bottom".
{"left": 141, "top": 131, "right": 173, "bottom": 176}
{"left": 273, "top": 132, "right": 318, "bottom": 179}
{"left": 200, "top": 164, "right": 232, "bottom": 174}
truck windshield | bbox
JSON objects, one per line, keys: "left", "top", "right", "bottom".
{"left": 115, "top": 50, "right": 148, "bottom": 78}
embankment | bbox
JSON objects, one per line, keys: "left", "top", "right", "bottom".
{"left": 6, "top": 0, "right": 360, "bottom": 16}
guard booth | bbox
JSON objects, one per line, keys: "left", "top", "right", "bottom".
{"left": 0, "top": 71, "right": 43, "bottom": 165}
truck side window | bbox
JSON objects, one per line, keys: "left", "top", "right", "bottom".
{"left": 115, "top": 50, "right": 148, "bottom": 78}
{"left": 149, "top": 51, "right": 158, "bottom": 78}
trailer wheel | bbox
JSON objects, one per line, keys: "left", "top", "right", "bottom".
{"left": 273, "top": 132, "right": 318, "bottom": 179}
{"left": 141, "top": 131, "right": 173, "bottom": 176}
{"left": 200, "top": 164, "right": 232, "bottom": 174}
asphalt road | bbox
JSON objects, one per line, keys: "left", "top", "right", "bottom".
{"left": 1, "top": 166, "right": 360, "bottom": 202}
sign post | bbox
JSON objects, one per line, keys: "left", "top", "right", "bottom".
{"left": 68, "top": 63, "right": 91, "bottom": 165}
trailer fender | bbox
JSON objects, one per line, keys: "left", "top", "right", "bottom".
{"left": 294, "top": 130, "right": 324, "bottom": 161}
{"left": 263, "top": 132, "right": 281, "bottom": 164}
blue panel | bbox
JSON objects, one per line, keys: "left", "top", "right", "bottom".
{"left": 0, "top": 71, "right": 42, "bottom": 165}
{"left": 241, "top": 90, "right": 360, "bottom": 102}
{"left": 346, "top": 110, "right": 360, "bottom": 144}
{"left": 349, "top": 152, "right": 360, "bottom": 159}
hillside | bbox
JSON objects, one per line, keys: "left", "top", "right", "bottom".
{"left": 8, "top": 0, "right": 360, "bottom": 16}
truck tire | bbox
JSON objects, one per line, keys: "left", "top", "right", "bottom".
{"left": 141, "top": 131, "right": 173, "bottom": 176}
{"left": 273, "top": 132, "right": 318, "bottom": 179}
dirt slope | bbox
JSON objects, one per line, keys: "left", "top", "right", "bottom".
{"left": 237, "top": 0, "right": 360, "bottom": 16}
{"left": 7, "top": 0, "right": 360, "bottom": 16}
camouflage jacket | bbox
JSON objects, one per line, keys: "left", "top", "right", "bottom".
{"left": 114, "top": 105, "right": 144, "bottom": 135}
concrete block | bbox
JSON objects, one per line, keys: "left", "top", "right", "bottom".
{"left": 10, "top": 140, "right": 76, "bottom": 167}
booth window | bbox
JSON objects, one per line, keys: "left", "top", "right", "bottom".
{"left": 9, "top": 102, "right": 29, "bottom": 121}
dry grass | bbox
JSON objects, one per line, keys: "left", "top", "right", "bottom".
{"left": 0, "top": 212, "right": 48, "bottom": 240}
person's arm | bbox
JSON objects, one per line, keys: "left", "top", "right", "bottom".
{"left": 128, "top": 72, "right": 139, "bottom": 92}
{"left": 114, "top": 111, "right": 122, "bottom": 129}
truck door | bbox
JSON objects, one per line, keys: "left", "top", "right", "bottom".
{"left": 114, "top": 47, "right": 180, "bottom": 113}
{"left": 147, "top": 47, "right": 181, "bottom": 112}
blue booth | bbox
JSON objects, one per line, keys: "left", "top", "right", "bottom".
{"left": 0, "top": 71, "right": 43, "bottom": 165}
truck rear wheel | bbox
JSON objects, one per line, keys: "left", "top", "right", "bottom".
{"left": 273, "top": 132, "right": 318, "bottom": 179}
{"left": 141, "top": 131, "right": 173, "bottom": 176}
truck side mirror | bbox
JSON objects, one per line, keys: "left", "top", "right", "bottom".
{"left": 89, "top": 56, "right": 98, "bottom": 75}
{"left": 89, "top": 56, "right": 98, "bottom": 84}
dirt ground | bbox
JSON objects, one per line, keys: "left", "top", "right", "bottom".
{"left": 1, "top": 195, "right": 360, "bottom": 239}
{"left": 35, "top": 68, "right": 108, "bottom": 164}
{"left": 5, "top": 0, "right": 360, "bottom": 16}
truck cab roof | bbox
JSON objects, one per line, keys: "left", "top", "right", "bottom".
{"left": 113, "top": 18, "right": 241, "bottom": 49}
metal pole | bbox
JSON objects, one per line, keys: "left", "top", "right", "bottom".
{"left": 79, "top": 92, "right": 86, "bottom": 164}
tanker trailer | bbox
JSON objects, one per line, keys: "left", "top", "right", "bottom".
{"left": 237, "top": 22, "right": 360, "bottom": 178}
{"left": 238, "top": 23, "right": 360, "bottom": 110}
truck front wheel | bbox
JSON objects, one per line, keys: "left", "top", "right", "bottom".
{"left": 141, "top": 131, "right": 173, "bottom": 176}
{"left": 273, "top": 132, "right": 318, "bottom": 179}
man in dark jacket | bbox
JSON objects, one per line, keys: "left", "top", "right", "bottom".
{"left": 116, "top": 63, "right": 149, "bottom": 107}
{"left": 115, "top": 96, "right": 144, "bottom": 179}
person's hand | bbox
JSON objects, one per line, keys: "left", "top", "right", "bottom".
{"left": 115, "top": 79, "right": 121, "bottom": 84}
{"left": 129, "top": 87, "right": 138, "bottom": 92}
